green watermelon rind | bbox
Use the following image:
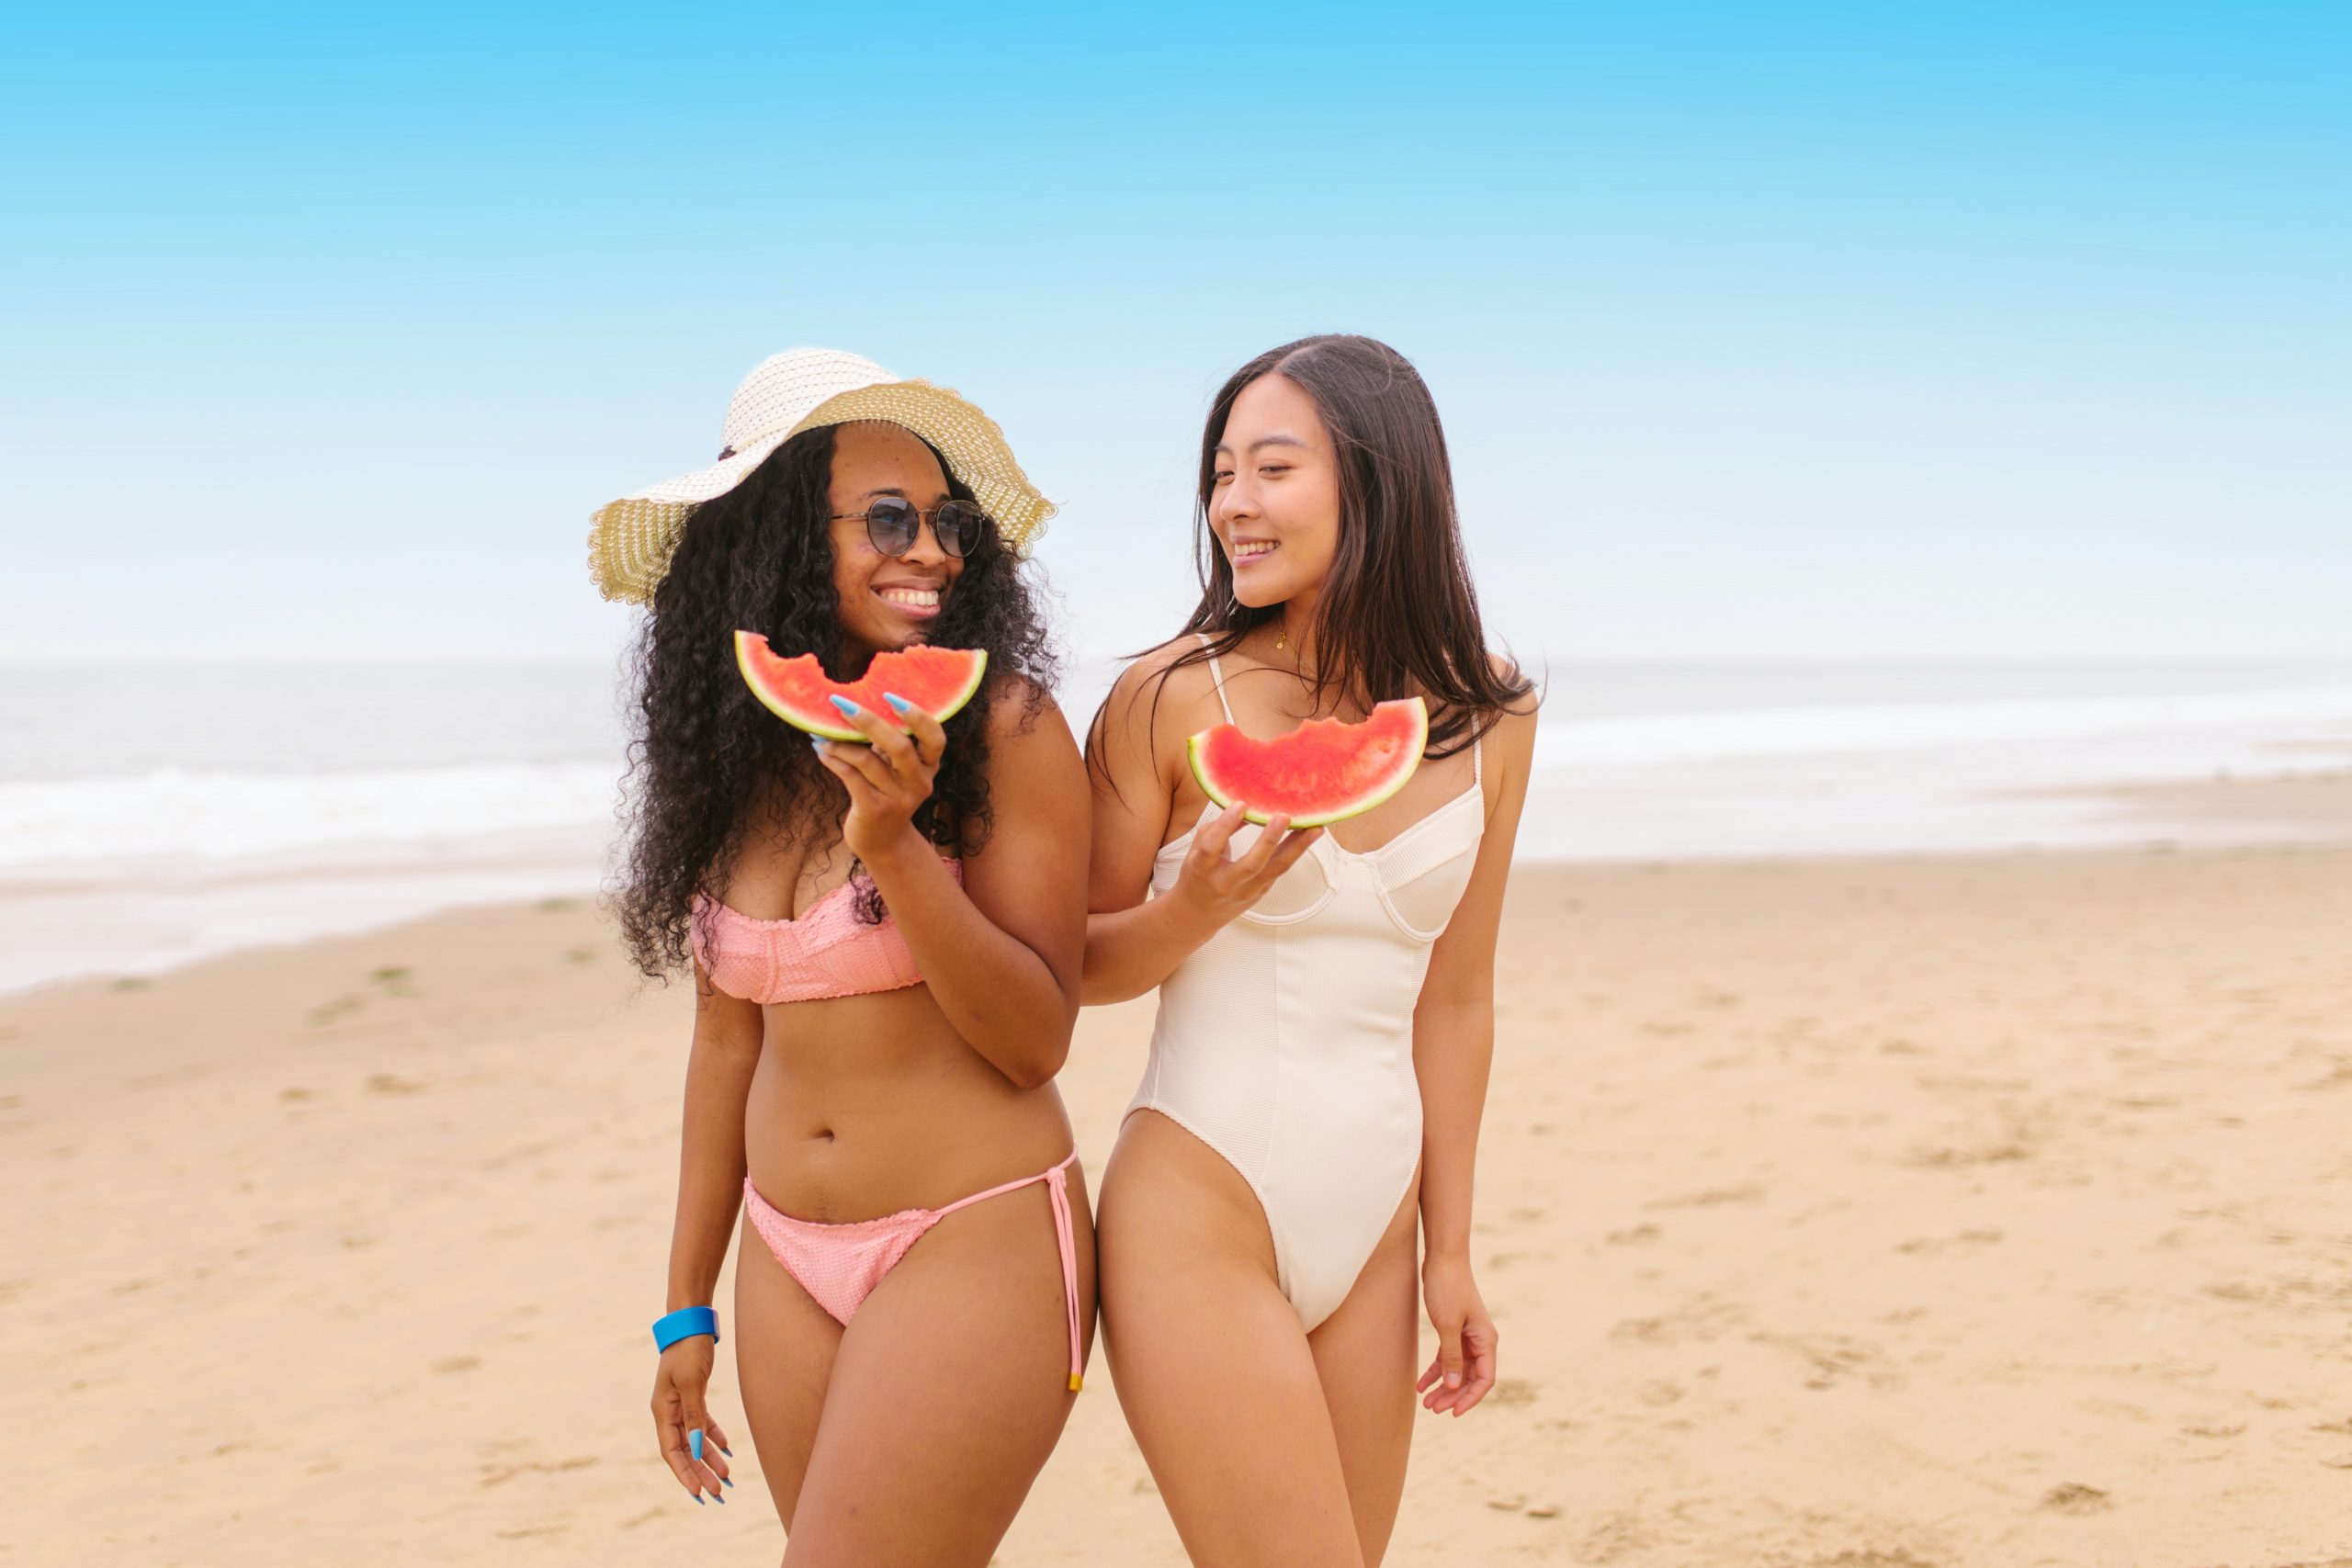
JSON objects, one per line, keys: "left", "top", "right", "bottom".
{"left": 1187, "top": 697, "right": 1430, "bottom": 829}
{"left": 734, "top": 630, "right": 989, "bottom": 741}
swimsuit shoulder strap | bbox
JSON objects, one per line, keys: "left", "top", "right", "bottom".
{"left": 1194, "top": 632, "right": 1237, "bottom": 724}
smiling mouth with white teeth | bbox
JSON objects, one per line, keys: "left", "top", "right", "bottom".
{"left": 1232, "top": 538, "right": 1279, "bottom": 562}
{"left": 876, "top": 585, "right": 943, "bottom": 615}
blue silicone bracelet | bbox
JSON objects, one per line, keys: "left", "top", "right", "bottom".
{"left": 652, "top": 1305, "right": 719, "bottom": 1351}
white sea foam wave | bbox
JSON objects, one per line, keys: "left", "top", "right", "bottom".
{"left": 0, "top": 762, "right": 623, "bottom": 871}
{"left": 1539, "top": 683, "right": 2352, "bottom": 769}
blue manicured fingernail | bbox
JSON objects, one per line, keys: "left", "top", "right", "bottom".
{"left": 883, "top": 692, "right": 912, "bottom": 714}
{"left": 721, "top": 1476, "right": 734, "bottom": 1488}
{"left": 715, "top": 1493, "right": 727, "bottom": 1505}
{"left": 829, "top": 695, "right": 861, "bottom": 716}
{"left": 718, "top": 1445, "right": 732, "bottom": 1458}
{"left": 694, "top": 1494, "right": 705, "bottom": 1506}
{"left": 809, "top": 736, "right": 827, "bottom": 750}
{"left": 690, "top": 1428, "right": 704, "bottom": 1463}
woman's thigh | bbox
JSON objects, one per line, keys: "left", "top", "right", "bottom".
{"left": 781, "top": 1173, "right": 1096, "bottom": 1568}
{"left": 732, "top": 1210, "right": 843, "bottom": 1529}
{"left": 1306, "top": 1179, "right": 1421, "bottom": 1566}
{"left": 1098, "top": 1110, "right": 1364, "bottom": 1568}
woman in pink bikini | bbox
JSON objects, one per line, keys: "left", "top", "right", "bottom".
{"left": 1086, "top": 334, "right": 1538, "bottom": 1565}
{"left": 589, "top": 349, "right": 1091, "bottom": 1562}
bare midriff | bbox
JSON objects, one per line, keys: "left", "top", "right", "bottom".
{"left": 742, "top": 986, "right": 1075, "bottom": 1223}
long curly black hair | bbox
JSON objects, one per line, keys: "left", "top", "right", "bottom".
{"left": 614, "top": 423, "right": 1058, "bottom": 979}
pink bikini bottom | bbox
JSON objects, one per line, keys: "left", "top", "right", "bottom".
{"left": 742, "top": 1150, "right": 1085, "bottom": 1391}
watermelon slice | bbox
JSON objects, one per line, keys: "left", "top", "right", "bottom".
{"left": 1187, "top": 697, "right": 1430, "bottom": 828}
{"left": 734, "top": 631, "right": 989, "bottom": 741}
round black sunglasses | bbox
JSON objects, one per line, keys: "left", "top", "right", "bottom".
{"left": 831, "top": 496, "right": 992, "bottom": 559}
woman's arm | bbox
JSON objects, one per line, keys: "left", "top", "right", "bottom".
{"left": 820, "top": 678, "right": 1088, "bottom": 1089}
{"left": 650, "top": 964, "right": 756, "bottom": 1503}
{"left": 1081, "top": 651, "right": 1318, "bottom": 1005}
{"left": 664, "top": 964, "right": 763, "bottom": 1310}
{"left": 1412, "top": 701, "right": 1537, "bottom": 1416}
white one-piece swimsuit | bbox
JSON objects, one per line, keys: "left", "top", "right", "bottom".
{"left": 1124, "top": 644, "right": 1487, "bottom": 1331}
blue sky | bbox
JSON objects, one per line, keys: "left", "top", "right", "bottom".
{"left": 4, "top": 2, "right": 2346, "bottom": 666}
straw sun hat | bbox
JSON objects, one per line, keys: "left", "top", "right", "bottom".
{"left": 587, "top": 347, "right": 1056, "bottom": 604}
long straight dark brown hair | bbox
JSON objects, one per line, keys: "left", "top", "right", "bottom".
{"left": 1153, "top": 333, "right": 1533, "bottom": 757}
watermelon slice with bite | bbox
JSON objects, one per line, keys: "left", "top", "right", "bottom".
{"left": 734, "top": 630, "right": 989, "bottom": 741}
{"left": 1188, "top": 697, "right": 1429, "bottom": 828}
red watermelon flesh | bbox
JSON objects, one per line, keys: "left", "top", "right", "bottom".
{"left": 1187, "top": 697, "right": 1430, "bottom": 828}
{"left": 735, "top": 631, "right": 989, "bottom": 741}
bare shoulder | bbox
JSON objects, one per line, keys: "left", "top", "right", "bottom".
{"left": 1486, "top": 705, "right": 1538, "bottom": 777}
{"left": 1478, "top": 651, "right": 1541, "bottom": 780}
{"left": 968, "top": 672, "right": 1082, "bottom": 850}
{"left": 1109, "top": 635, "right": 1216, "bottom": 705}
{"left": 978, "top": 670, "right": 1071, "bottom": 749}
{"left": 1484, "top": 649, "right": 1541, "bottom": 699}
{"left": 1094, "top": 635, "right": 1225, "bottom": 750}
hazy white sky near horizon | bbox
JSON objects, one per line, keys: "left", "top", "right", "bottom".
{"left": 4, "top": 5, "right": 2346, "bottom": 669}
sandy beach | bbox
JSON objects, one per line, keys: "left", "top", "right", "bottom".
{"left": 7, "top": 836, "right": 2352, "bottom": 1566}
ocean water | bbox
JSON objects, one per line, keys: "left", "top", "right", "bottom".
{"left": 2, "top": 658, "right": 2347, "bottom": 994}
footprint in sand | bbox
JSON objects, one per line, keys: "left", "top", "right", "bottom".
{"left": 1904, "top": 1139, "right": 2031, "bottom": 1168}
{"left": 2297, "top": 1060, "right": 2352, "bottom": 1091}
{"left": 2040, "top": 1483, "right": 2112, "bottom": 1515}
{"left": 1895, "top": 1228, "right": 2005, "bottom": 1255}
{"left": 366, "top": 1073, "right": 424, "bottom": 1096}
{"left": 1753, "top": 1329, "right": 1900, "bottom": 1391}
{"left": 1645, "top": 1184, "right": 1763, "bottom": 1212}
{"left": 1487, "top": 1378, "right": 1538, "bottom": 1407}
{"left": 309, "top": 995, "right": 364, "bottom": 1026}
{"left": 479, "top": 1455, "right": 597, "bottom": 1489}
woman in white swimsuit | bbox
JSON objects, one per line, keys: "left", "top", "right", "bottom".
{"left": 1084, "top": 333, "right": 1538, "bottom": 1565}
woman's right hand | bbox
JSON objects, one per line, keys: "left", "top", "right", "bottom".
{"left": 650, "top": 1338, "right": 734, "bottom": 1504}
{"left": 1167, "top": 803, "right": 1323, "bottom": 931}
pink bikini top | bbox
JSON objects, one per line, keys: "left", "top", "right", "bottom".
{"left": 691, "top": 860, "right": 961, "bottom": 1005}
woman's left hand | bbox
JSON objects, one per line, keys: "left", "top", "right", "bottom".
{"left": 811, "top": 692, "right": 946, "bottom": 860}
{"left": 1417, "top": 1252, "right": 1498, "bottom": 1416}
